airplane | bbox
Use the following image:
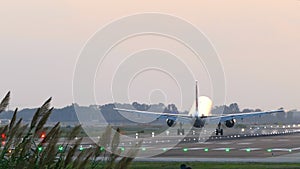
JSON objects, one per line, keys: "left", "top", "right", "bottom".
{"left": 114, "top": 81, "right": 284, "bottom": 136}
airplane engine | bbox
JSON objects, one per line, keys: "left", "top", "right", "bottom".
{"left": 166, "top": 119, "right": 176, "bottom": 127}
{"left": 225, "top": 119, "right": 235, "bottom": 128}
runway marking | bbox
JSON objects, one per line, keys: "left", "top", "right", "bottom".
{"left": 152, "top": 147, "right": 182, "bottom": 151}
{"left": 292, "top": 147, "right": 300, "bottom": 151}
{"left": 240, "top": 148, "right": 262, "bottom": 151}
{"left": 188, "top": 147, "right": 206, "bottom": 150}
{"left": 216, "top": 142, "right": 232, "bottom": 145}
{"left": 277, "top": 139, "right": 290, "bottom": 142}
{"left": 212, "top": 148, "right": 235, "bottom": 151}
{"left": 138, "top": 146, "right": 155, "bottom": 149}
{"left": 271, "top": 148, "right": 293, "bottom": 152}
{"left": 237, "top": 142, "right": 252, "bottom": 145}
{"left": 197, "top": 142, "right": 213, "bottom": 144}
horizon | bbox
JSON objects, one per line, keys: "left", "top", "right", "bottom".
{"left": 1, "top": 1, "right": 299, "bottom": 110}
{"left": 1, "top": 97, "right": 294, "bottom": 113}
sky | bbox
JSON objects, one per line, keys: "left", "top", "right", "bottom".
{"left": 0, "top": 0, "right": 299, "bottom": 111}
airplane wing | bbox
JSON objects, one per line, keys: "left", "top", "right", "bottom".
{"left": 114, "top": 108, "right": 284, "bottom": 124}
{"left": 114, "top": 108, "right": 194, "bottom": 124}
{"left": 208, "top": 110, "right": 284, "bottom": 122}
{"left": 114, "top": 108, "right": 192, "bottom": 118}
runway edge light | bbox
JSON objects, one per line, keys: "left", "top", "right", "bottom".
{"left": 58, "top": 145, "right": 63, "bottom": 152}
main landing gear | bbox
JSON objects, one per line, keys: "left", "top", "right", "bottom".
{"left": 216, "top": 122, "right": 223, "bottom": 136}
{"left": 177, "top": 122, "right": 185, "bottom": 135}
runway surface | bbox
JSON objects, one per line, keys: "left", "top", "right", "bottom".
{"left": 125, "top": 127, "right": 300, "bottom": 162}
{"left": 72, "top": 125, "right": 300, "bottom": 162}
{"left": 158, "top": 133, "right": 300, "bottom": 158}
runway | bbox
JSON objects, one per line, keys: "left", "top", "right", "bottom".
{"left": 125, "top": 127, "right": 300, "bottom": 162}
{"left": 69, "top": 125, "right": 300, "bottom": 162}
{"left": 158, "top": 133, "right": 300, "bottom": 158}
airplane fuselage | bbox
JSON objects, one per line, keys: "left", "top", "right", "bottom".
{"left": 192, "top": 116, "right": 206, "bottom": 128}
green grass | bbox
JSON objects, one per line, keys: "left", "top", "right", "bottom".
{"left": 129, "top": 162, "right": 300, "bottom": 169}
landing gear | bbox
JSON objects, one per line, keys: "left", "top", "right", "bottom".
{"left": 216, "top": 122, "right": 223, "bottom": 136}
{"left": 177, "top": 128, "right": 185, "bottom": 135}
{"left": 177, "top": 122, "right": 185, "bottom": 135}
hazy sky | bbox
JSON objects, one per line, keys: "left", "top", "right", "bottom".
{"left": 0, "top": 1, "right": 299, "bottom": 111}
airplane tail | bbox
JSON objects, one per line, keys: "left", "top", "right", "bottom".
{"left": 195, "top": 81, "right": 198, "bottom": 113}
{"left": 188, "top": 81, "right": 212, "bottom": 117}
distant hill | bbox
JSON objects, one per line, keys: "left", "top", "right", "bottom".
{"left": 0, "top": 102, "right": 299, "bottom": 125}
{"left": 0, "top": 102, "right": 178, "bottom": 125}
{"left": 0, "top": 104, "right": 79, "bottom": 123}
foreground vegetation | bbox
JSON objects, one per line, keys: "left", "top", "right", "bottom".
{"left": 0, "top": 92, "right": 138, "bottom": 169}
{"left": 130, "top": 162, "right": 300, "bottom": 169}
